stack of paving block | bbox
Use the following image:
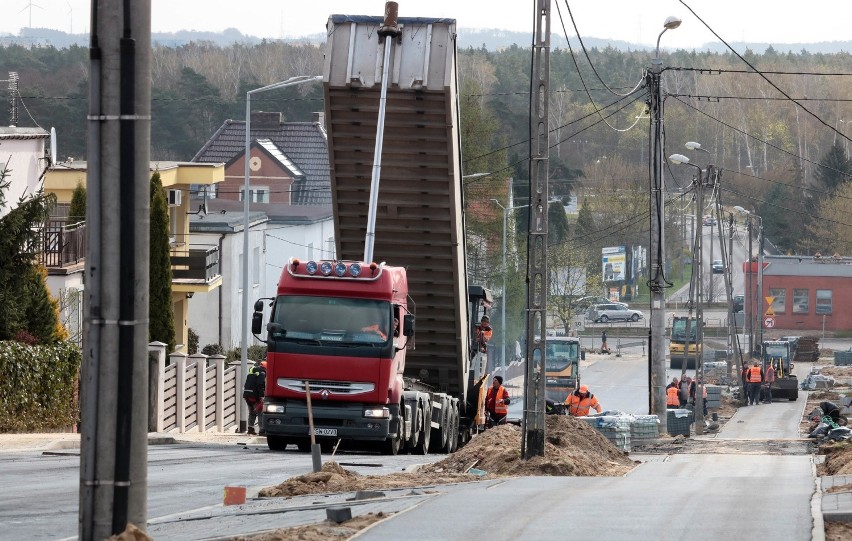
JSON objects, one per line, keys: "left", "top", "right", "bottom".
{"left": 577, "top": 415, "right": 632, "bottom": 452}
{"left": 834, "top": 350, "right": 852, "bottom": 366}
{"left": 704, "top": 384, "right": 722, "bottom": 409}
{"left": 630, "top": 415, "right": 660, "bottom": 443}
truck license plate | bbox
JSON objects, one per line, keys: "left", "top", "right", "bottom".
{"left": 313, "top": 428, "right": 337, "bottom": 437}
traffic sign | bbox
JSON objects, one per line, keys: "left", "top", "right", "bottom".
{"left": 765, "top": 296, "right": 775, "bottom": 315}
{"left": 764, "top": 316, "right": 776, "bottom": 328}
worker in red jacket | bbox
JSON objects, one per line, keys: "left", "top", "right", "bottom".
{"left": 484, "top": 375, "right": 510, "bottom": 426}
{"left": 565, "top": 384, "right": 603, "bottom": 417}
{"left": 746, "top": 360, "right": 764, "bottom": 406}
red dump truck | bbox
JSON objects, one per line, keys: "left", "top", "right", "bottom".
{"left": 251, "top": 11, "right": 495, "bottom": 454}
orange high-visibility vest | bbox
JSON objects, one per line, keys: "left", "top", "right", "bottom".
{"left": 565, "top": 392, "right": 602, "bottom": 416}
{"left": 666, "top": 385, "right": 680, "bottom": 406}
{"left": 488, "top": 386, "right": 508, "bottom": 415}
{"left": 748, "top": 366, "right": 763, "bottom": 383}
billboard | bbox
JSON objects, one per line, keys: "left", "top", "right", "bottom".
{"left": 602, "top": 246, "right": 626, "bottom": 282}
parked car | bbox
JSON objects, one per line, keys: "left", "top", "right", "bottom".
{"left": 732, "top": 294, "right": 744, "bottom": 313}
{"left": 573, "top": 296, "right": 628, "bottom": 311}
{"left": 588, "top": 303, "right": 644, "bottom": 323}
{"left": 711, "top": 259, "right": 724, "bottom": 273}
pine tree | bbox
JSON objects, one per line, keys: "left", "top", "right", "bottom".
{"left": 149, "top": 172, "right": 176, "bottom": 352}
{"left": 0, "top": 161, "right": 65, "bottom": 342}
{"left": 68, "top": 182, "right": 86, "bottom": 224}
{"left": 815, "top": 141, "right": 852, "bottom": 193}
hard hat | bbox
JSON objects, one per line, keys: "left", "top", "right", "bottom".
{"left": 482, "top": 315, "right": 490, "bottom": 322}
{"left": 579, "top": 384, "right": 589, "bottom": 394}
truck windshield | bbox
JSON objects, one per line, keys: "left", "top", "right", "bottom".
{"left": 764, "top": 344, "right": 788, "bottom": 360}
{"left": 671, "top": 319, "right": 697, "bottom": 342}
{"left": 546, "top": 342, "right": 579, "bottom": 371}
{"left": 270, "top": 296, "right": 392, "bottom": 346}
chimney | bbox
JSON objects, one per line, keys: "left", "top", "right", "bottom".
{"left": 251, "top": 111, "right": 282, "bottom": 129}
{"left": 311, "top": 111, "right": 326, "bottom": 128}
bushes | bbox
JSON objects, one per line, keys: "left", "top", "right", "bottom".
{"left": 0, "top": 340, "right": 81, "bottom": 432}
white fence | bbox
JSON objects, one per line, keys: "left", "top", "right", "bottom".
{"left": 148, "top": 343, "right": 242, "bottom": 433}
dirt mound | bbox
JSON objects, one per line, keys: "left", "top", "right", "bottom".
{"left": 422, "top": 416, "right": 634, "bottom": 477}
{"left": 818, "top": 442, "right": 852, "bottom": 476}
{"left": 259, "top": 416, "right": 636, "bottom": 498}
{"left": 810, "top": 390, "right": 843, "bottom": 400}
{"left": 235, "top": 512, "right": 387, "bottom": 541}
{"left": 258, "top": 461, "right": 476, "bottom": 498}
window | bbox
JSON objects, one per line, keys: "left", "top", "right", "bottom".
{"left": 239, "top": 186, "right": 269, "bottom": 203}
{"left": 769, "top": 288, "right": 786, "bottom": 314}
{"left": 792, "top": 288, "right": 809, "bottom": 314}
{"left": 816, "top": 289, "right": 832, "bottom": 314}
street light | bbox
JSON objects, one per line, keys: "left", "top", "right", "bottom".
{"left": 649, "top": 15, "right": 681, "bottom": 431}
{"left": 685, "top": 142, "right": 715, "bottom": 302}
{"left": 733, "top": 206, "right": 763, "bottom": 357}
{"left": 240, "top": 75, "right": 322, "bottom": 432}
{"left": 669, "top": 153, "right": 707, "bottom": 434}
{"left": 491, "top": 199, "right": 525, "bottom": 377}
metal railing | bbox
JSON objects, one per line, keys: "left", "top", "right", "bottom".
{"left": 171, "top": 245, "right": 219, "bottom": 282}
{"left": 40, "top": 219, "right": 87, "bottom": 268}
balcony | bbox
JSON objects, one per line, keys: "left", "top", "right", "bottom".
{"left": 40, "top": 220, "right": 86, "bottom": 270}
{"left": 39, "top": 220, "right": 220, "bottom": 288}
{"left": 171, "top": 245, "right": 220, "bottom": 284}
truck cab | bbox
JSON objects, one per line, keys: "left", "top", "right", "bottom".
{"left": 545, "top": 336, "right": 582, "bottom": 402}
{"left": 762, "top": 339, "right": 799, "bottom": 401}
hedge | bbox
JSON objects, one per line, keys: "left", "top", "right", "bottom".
{"left": 0, "top": 340, "right": 81, "bottom": 432}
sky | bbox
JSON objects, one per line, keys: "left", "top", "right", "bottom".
{"left": 4, "top": 0, "right": 852, "bottom": 50}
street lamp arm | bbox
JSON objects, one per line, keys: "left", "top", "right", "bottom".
{"left": 247, "top": 75, "right": 323, "bottom": 97}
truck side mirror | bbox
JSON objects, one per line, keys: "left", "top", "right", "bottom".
{"left": 403, "top": 314, "right": 415, "bottom": 337}
{"left": 253, "top": 299, "right": 265, "bottom": 312}
{"left": 251, "top": 311, "right": 264, "bottom": 335}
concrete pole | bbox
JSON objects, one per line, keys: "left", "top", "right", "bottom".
{"left": 648, "top": 62, "right": 668, "bottom": 428}
{"left": 501, "top": 206, "right": 508, "bottom": 376}
{"left": 79, "top": 1, "right": 151, "bottom": 539}
{"left": 757, "top": 219, "right": 764, "bottom": 351}
{"left": 747, "top": 220, "right": 753, "bottom": 357}
{"left": 522, "top": 0, "right": 550, "bottom": 459}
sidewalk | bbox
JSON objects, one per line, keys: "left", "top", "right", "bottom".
{"left": 0, "top": 430, "right": 265, "bottom": 453}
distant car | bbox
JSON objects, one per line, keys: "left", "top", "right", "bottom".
{"left": 573, "top": 296, "right": 628, "bottom": 311}
{"left": 703, "top": 216, "right": 717, "bottom": 226}
{"left": 732, "top": 294, "right": 744, "bottom": 313}
{"left": 588, "top": 303, "right": 644, "bottom": 323}
{"left": 711, "top": 259, "right": 724, "bottom": 273}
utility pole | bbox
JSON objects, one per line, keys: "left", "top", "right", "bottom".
{"left": 694, "top": 165, "right": 711, "bottom": 435}
{"left": 522, "top": 0, "right": 550, "bottom": 459}
{"left": 757, "top": 221, "right": 765, "bottom": 351}
{"left": 747, "top": 220, "right": 753, "bottom": 357}
{"left": 708, "top": 207, "right": 715, "bottom": 302}
{"left": 647, "top": 16, "right": 680, "bottom": 430}
{"left": 79, "top": 1, "right": 152, "bottom": 539}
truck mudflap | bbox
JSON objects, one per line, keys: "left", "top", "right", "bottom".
{"left": 263, "top": 401, "right": 392, "bottom": 442}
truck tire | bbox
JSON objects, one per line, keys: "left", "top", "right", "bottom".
{"left": 413, "top": 402, "right": 431, "bottom": 455}
{"left": 430, "top": 398, "right": 449, "bottom": 453}
{"left": 449, "top": 404, "right": 459, "bottom": 453}
{"left": 266, "top": 435, "right": 289, "bottom": 451}
{"left": 381, "top": 405, "right": 403, "bottom": 455}
{"left": 789, "top": 391, "right": 798, "bottom": 401}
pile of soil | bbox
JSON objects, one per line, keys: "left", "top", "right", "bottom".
{"left": 234, "top": 513, "right": 387, "bottom": 541}
{"left": 818, "top": 441, "right": 852, "bottom": 476}
{"left": 421, "top": 415, "right": 634, "bottom": 477}
{"left": 258, "top": 462, "right": 475, "bottom": 498}
{"left": 259, "top": 415, "right": 635, "bottom": 498}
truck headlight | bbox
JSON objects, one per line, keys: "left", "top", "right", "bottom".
{"left": 363, "top": 407, "right": 390, "bottom": 418}
{"left": 265, "top": 403, "right": 285, "bottom": 413}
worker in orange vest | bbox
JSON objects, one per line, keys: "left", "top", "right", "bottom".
{"left": 666, "top": 377, "right": 681, "bottom": 409}
{"left": 485, "top": 375, "right": 510, "bottom": 426}
{"left": 474, "top": 315, "right": 493, "bottom": 353}
{"left": 565, "top": 384, "right": 603, "bottom": 416}
{"left": 745, "top": 360, "right": 764, "bottom": 406}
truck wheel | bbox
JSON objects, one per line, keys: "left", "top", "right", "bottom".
{"left": 430, "top": 401, "right": 449, "bottom": 453}
{"left": 266, "top": 436, "right": 289, "bottom": 451}
{"left": 789, "top": 392, "right": 798, "bottom": 402}
{"left": 414, "top": 403, "right": 431, "bottom": 455}
{"left": 382, "top": 429, "right": 402, "bottom": 456}
{"left": 449, "top": 405, "right": 460, "bottom": 453}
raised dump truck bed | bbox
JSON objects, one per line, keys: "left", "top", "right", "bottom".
{"left": 323, "top": 14, "right": 469, "bottom": 397}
